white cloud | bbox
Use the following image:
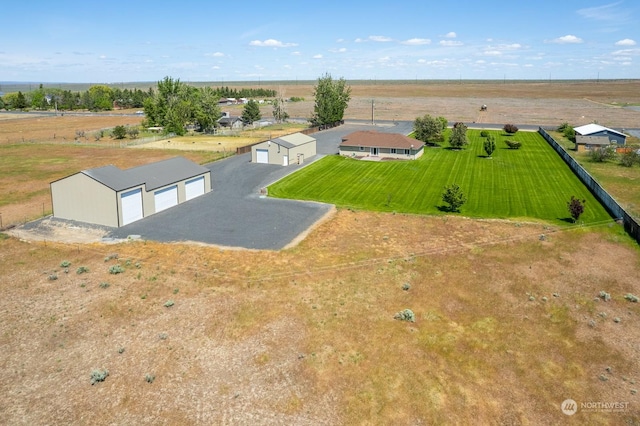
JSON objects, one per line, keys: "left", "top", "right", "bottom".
{"left": 369, "top": 35, "right": 393, "bottom": 42}
{"left": 99, "top": 55, "right": 107, "bottom": 59}
{"left": 313, "top": 54, "right": 323, "bottom": 59}
{"left": 444, "top": 32, "right": 457, "bottom": 38}
{"left": 549, "top": 35, "right": 584, "bottom": 44}
{"left": 440, "top": 40, "right": 463, "bottom": 46}
{"left": 206, "top": 52, "right": 225, "bottom": 57}
{"left": 379, "top": 56, "right": 390, "bottom": 62}
{"left": 577, "top": 2, "right": 629, "bottom": 22}
{"left": 330, "top": 47, "right": 348, "bottom": 53}
{"left": 249, "top": 39, "right": 297, "bottom": 47}
{"left": 211, "top": 65, "right": 220, "bottom": 69}
{"left": 417, "top": 59, "right": 426, "bottom": 63}
{"left": 615, "top": 39, "right": 636, "bottom": 46}
{"left": 355, "top": 38, "right": 364, "bottom": 43}
{"left": 401, "top": 38, "right": 431, "bottom": 46}
{"left": 291, "top": 51, "right": 301, "bottom": 56}
{"left": 483, "top": 50, "right": 502, "bottom": 56}
{"left": 476, "top": 60, "right": 486, "bottom": 64}
{"left": 612, "top": 48, "right": 640, "bottom": 56}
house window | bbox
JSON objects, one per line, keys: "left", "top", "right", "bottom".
{"left": 359, "top": 146, "right": 365, "bottom": 151}
{"left": 391, "top": 148, "right": 397, "bottom": 154}
{"left": 404, "top": 149, "right": 410, "bottom": 155}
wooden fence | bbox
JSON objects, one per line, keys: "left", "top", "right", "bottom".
{"left": 539, "top": 127, "right": 640, "bottom": 244}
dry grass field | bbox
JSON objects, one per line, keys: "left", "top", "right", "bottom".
{"left": 1, "top": 212, "right": 639, "bottom": 424}
{"left": 1, "top": 80, "right": 640, "bottom": 424}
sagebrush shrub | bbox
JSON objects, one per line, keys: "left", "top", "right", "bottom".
{"left": 90, "top": 369, "right": 109, "bottom": 385}
{"left": 394, "top": 309, "right": 416, "bottom": 322}
{"left": 109, "top": 265, "right": 125, "bottom": 274}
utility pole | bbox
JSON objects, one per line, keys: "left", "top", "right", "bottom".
{"left": 371, "top": 99, "right": 375, "bottom": 125}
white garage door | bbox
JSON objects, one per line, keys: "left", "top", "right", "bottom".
{"left": 121, "top": 188, "right": 143, "bottom": 226}
{"left": 154, "top": 185, "right": 178, "bottom": 213}
{"left": 256, "top": 149, "right": 269, "bottom": 164}
{"left": 185, "top": 176, "right": 205, "bottom": 201}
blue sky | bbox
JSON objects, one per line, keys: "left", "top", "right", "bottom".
{"left": 1, "top": 0, "right": 638, "bottom": 82}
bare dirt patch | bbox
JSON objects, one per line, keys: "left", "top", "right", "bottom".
{"left": 0, "top": 210, "right": 638, "bottom": 424}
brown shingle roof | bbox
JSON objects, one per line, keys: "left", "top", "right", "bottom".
{"left": 340, "top": 131, "right": 424, "bottom": 149}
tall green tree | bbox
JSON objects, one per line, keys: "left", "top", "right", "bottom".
{"left": 311, "top": 73, "right": 351, "bottom": 126}
{"left": 87, "top": 85, "right": 114, "bottom": 111}
{"left": 483, "top": 134, "right": 496, "bottom": 157}
{"left": 15, "top": 91, "right": 27, "bottom": 110}
{"left": 241, "top": 99, "right": 261, "bottom": 125}
{"left": 193, "top": 86, "right": 221, "bottom": 133}
{"left": 449, "top": 122, "right": 468, "bottom": 149}
{"left": 143, "top": 77, "right": 195, "bottom": 135}
{"left": 414, "top": 114, "right": 446, "bottom": 144}
{"left": 442, "top": 183, "right": 467, "bottom": 212}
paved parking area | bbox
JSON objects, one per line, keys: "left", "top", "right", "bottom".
{"left": 106, "top": 121, "right": 412, "bottom": 249}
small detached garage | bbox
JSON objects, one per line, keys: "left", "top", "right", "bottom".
{"left": 251, "top": 132, "right": 316, "bottom": 166}
{"left": 51, "top": 157, "right": 211, "bottom": 227}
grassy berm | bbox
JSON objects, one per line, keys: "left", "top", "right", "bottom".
{"left": 1, "top": 210, "right": 639, "bottom": 424}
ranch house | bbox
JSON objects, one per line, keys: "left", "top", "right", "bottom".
{"left": 50, "top": 157, "right": 211, "bottom": 228}
{"left": 339, "top": 131, "right": 425, "bottom": 160}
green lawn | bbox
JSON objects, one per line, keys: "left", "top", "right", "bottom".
{"left": 268, "top": 130, "right": 612, "bottom": 225}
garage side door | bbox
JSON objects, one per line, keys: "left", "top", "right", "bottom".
{"left": 154, "top": 185, "right": 178, "bottom": 213}
{"left": 256, "top": 149, "right": 269, "bottom": 164}
{"left": 121, "top": 188, "right": 143, "bottom": 226}
{"left": 185, "top": 176, "right": 205, "bottom": 201}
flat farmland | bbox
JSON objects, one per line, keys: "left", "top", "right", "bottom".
{"left": 1, "top": 80, "right": 639, "bottom": 424}
{"left": 269, "top": 130, "right": 611, "bottom": 225}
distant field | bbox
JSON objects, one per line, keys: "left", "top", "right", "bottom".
{"left": 269, "top": 130, "right": 612, "bottom": 225}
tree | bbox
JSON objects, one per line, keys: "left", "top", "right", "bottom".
{"left": 112, "top": 125, "right": 127, "bottom": 139}
{"left": 505, "top": 140, "right": 522, "bottom": 149}
{"left": 143, "top": 76, "right": 196, "bottom": 135}
{"left": 272, "top": 89, "right": 289, "bottom": 123}
{"left": 414, "top": 114, "right": 446, "bottom": 144}
{"left": 483, "top": 134, "right": 496, "bottom": 157}
{"left": 567, "top": 196, "right": 586, "bottom": 223}
{"left": 87, "top": 85, "right": 114, "bottom": 111}
{"left": 241, "top": 99, "right": 261, "bottom": 125}
{"left": 0, "top": 97, "right": 5, "bottom": 110}
{"left": 442, "top": 183, "right": 467, "bottom": 212}
{"left": 193, "top": 86, "right": 221, "bottom": 133}
{"left": 619, "top": 149, "right": 639, "bottom": 167}
{"left": 589, "top": 145, "right": 616, "bottom": 162}
{"left": 15, "top": 91, "right": 27, "bottom": 110}
{"left": 311, "top": 73, "right": 351, "bottom": 126}
{"left": 449, "top": 122, "right": 468, "bottom": 149}
{"left": 503, "top": 123, "right": 518, "bottom": 134}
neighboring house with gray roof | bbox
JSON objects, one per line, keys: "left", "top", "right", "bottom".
{"left": 574, "top": 124, "right": 627, "bottom": 146}
{"left": 339, "top": 130, "right": 425, "bottom": 160}
{"left": 50, "top": 157, "right": 211, "bottom": 227}
{"left": 251, "top": 132, "right": 316, "bottom": 166}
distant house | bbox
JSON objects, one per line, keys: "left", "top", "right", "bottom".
{"left": 218, "top": 112, "right": 243, "bottom": 129}
{"left": 339, "top": 131, "right": 425, "bottom": 160}
{"left": 574, "top": 124, "right": 627, "bottom": 146}
{"left": 575, "top": 135, "right": 612, "bottom": 152}
{"left": 251, "top": 133, "right": 316, "bottom": 166}
{"left": 51, "top": 157, "right": 211, "bottom": 227}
